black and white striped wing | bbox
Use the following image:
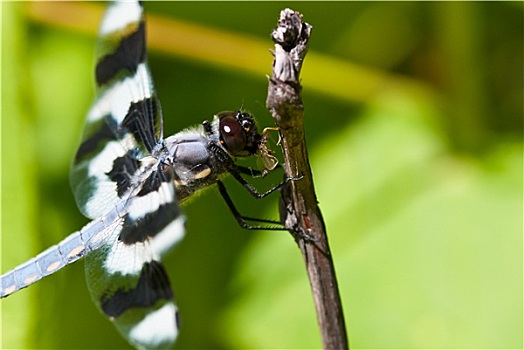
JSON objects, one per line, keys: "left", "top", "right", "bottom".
{"left": 85, "top": 165, "right": 185, "bottom": 349}
{"left": 70, "top": 0, "right": 163, "bottom": 220}
{"left": 70, "top": 1, "right": 185, "bottom": 348}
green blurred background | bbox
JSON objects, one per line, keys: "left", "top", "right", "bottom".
{"left": 2, "top": 1, "right": 522, "bottom": 349}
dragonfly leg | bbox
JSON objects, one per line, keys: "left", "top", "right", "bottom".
{"left": 216, "top": 180, "right": 286, "bottom": 231}
{"left": 229, "top": 169, "right": 302, "bottom": 199}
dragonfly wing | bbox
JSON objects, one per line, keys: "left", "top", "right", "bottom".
{"left": 71, "top": 0, "right": 164, "bottom": 219}
{"left": 86, "top": 164, "right": 185, "bottom": 349}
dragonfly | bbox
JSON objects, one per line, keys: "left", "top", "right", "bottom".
{"left": 1, "top": 1, "right": 288, "bottom": 349}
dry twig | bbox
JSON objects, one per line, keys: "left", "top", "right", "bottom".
{"left": 266, "top": 9, "right": 349, "bottom": 350}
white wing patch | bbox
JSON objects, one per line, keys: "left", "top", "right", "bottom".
{"left": 100, "top": 1, "right": 143, "bottom": 35}
{"left": 151, "top": 216, "right": 186, "bottom": 259}
{"left": 84, "top": 181, "right": 121, "bottom": 220}
{"left": 128, "top": 303, "right": 178, "bottom": 349}
{"left": 127, "top": 182, "right": 174, "bottom": 220}
{"left": 83, "top": 140, "right": 125, "bottom": 218}
{"left": 104, "top": 241, "right": 154, "bottom": 276}
{"left": 87, "top": 140, "right": 126, "bottom": 177}
{"left": 87, "top": 63, "right": 154, "bottom": 124}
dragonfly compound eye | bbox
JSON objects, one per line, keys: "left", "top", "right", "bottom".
{"left": 219, "top": 114, "right": 247, "bottom": 155}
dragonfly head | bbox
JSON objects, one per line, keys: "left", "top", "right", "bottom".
{"left": 208, "top": 111, "right": 261, "bottom": 157}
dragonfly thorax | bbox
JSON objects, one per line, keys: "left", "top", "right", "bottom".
{"left": 163, "top": 111, "right": 261, "bottom": 202}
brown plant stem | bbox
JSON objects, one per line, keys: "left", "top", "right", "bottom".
{"left": 266, "top": 8, "right": 349, "bottom": 350}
